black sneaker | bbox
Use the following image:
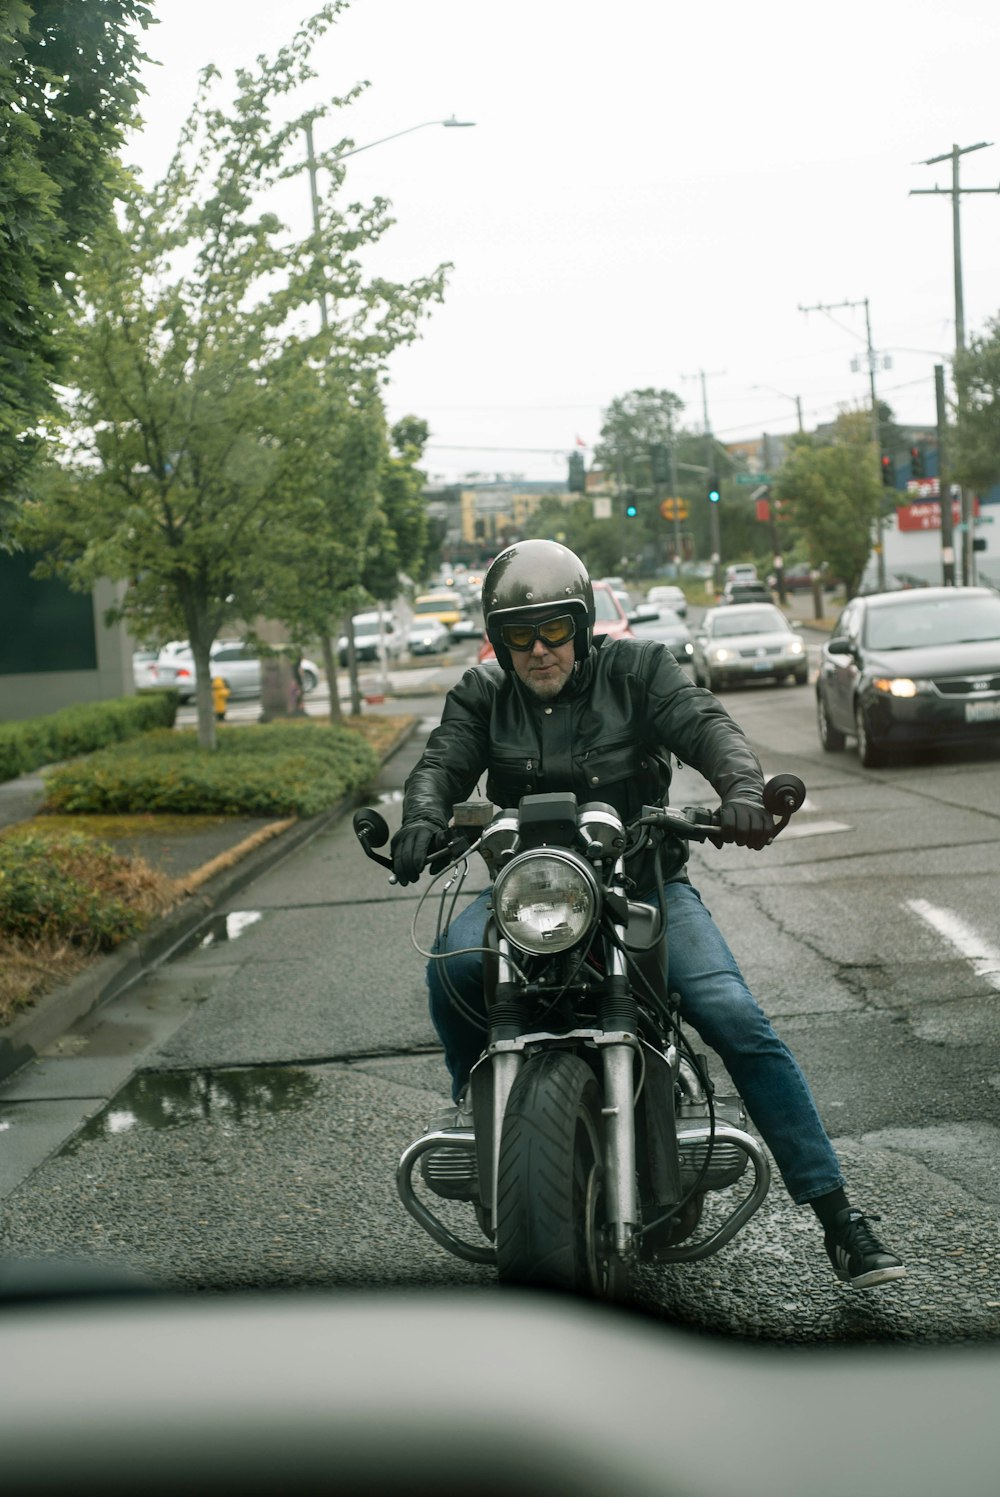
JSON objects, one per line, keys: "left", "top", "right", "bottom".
{"left": 824, "top": 1208, "right": 906, "bottom": 1289}
{"left": 420, "top": 1096, "right": 478, "bottom": 1202}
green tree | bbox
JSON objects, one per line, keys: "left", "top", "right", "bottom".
{"left": 19, "top": 4, "right": 448, "bottom": 747}
{"left": 0, "top": 0, "right": 153, "bottom": 542}
{"left": 954, "top": 315, "right": 1000, "bottom": 495}
{"left": 772, "top": 409, "right": 882, "bottom": 597}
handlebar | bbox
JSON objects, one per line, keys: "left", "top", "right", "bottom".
{"left": 636, "top": 773, "right": 806, "bottom": 844}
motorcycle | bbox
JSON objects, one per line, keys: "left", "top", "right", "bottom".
{"left": 354, "top": 772, "right": 806, "bottom": 1299}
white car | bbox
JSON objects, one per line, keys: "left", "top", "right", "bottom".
{"left": 407, "top": 618, "right": 451, "bottom": 656}
{"left": 156, "top": 641, "right": 320, "bottom": 702}
{"left": 646, "top": 584, "right": 688, "bottom": 618}
{"left": 336, "top": 612, "right": 403, "bottom": 667}
{"left": 132, "top": 651, "right": 161, "bottom": 690}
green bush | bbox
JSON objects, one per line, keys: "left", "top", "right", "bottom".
{"left": 0, "top": 692, "right": 179, "bottom": 784}
{"left": 0, "top": 832, "right": 148, "bottom": 949}
{"left": 41, "top": 720, "right": 380, "bottom": 819}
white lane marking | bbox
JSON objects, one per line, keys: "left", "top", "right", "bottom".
{"left": 906, "top": 899, "right": 1000, "bottom": 990}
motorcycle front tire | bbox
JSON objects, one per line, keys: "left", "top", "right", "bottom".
{"left": 495, "top": 1050, "right": 627, "bottom": 1300}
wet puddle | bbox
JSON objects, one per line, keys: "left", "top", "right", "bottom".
{"left": 60, "top": 1065, "right": 319, "bottom": 1152}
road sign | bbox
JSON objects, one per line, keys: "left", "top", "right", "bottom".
{"left": 735, "top": 472, "right": 775, "bottom": 486}
{"left": 660, "top": 497, "right": 689, "bottom": 521}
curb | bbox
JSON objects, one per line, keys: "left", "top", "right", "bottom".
{"left": 0, "top": 716, "right": 419, "bottom": 1087}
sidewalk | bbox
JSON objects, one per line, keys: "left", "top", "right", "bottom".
{"left": 0, "top": 716, "right": 418, "bottom": 1085}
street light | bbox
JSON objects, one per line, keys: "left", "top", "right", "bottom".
{"left": 300, "top": 113, "right": 475, "bottom": 715}
{"left": 327, "top": 115, "right": 476, "bottom": 165}
{"left": 303, "top": 115, "right": 477, "bottom": 330}
{"left": 751, "top": 385, "right": 804, "bottom": 433}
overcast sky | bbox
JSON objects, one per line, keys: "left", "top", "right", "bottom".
{"left": 125, "top": 0, "right": 1000, "bottom": 485}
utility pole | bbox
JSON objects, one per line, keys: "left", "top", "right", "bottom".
{"left": 799, "top": 298, "right": 887, "bottom": 590}
{"left": 911, "top": 141, "right": 999, "bottom": 585}
{"left": 935, "top": 364, "right": 956, "bottom": 586}
{"left": 684, "top": 369, "right": 725, "bottom": 591}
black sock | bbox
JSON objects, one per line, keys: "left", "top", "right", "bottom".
{"left": 809, "top": 1187, "right": 851, "bottom": 1231}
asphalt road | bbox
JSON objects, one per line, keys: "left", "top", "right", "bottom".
{"left": 3, "top": 631, "right": 1000, "bottom": 1344}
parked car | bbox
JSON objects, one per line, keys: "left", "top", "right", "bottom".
{"left": 646, "top": 584, "right": 687, "bottom": 618}
{"left": 720, "top": 579, "right": 775, "bottom": 607}
{"left": 407, "top": 617, "right": 452, "bottom": 656}
{"left": 411, "top": 590, "right": 464, "bottom": 633}
{"left": 629, "top": 605, "right": 694, "bottom": 664}
{"left": 132, "top": 650, "right": 161, "bottom": 690}
{"left": 477, "top": 580, "right": 634, "bottom": 663}
{"left": 815, "top": 585, "right": 1000, "bottom": 767}
{"left": 336, "top": 612, "right": 402, "bottom": 667}
{"left": 692, "top": 604, "right": 808, "bottom": 691}
{"left": 774, "top": 563, "right": 822, "bottom": 593}
{"left": 155, "top": 641, "right": 320, "bottom": 702}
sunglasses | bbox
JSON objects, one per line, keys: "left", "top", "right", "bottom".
{"left": 499, "top": 614, "right": 577, "bottom": 651}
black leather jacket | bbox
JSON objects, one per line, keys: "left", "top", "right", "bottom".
{"left": 401, "top": 635, "right": 767, "bottom": 892}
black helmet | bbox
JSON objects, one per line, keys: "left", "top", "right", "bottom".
{"left": 483, "top": 539, "right": 595, "bottom": 671}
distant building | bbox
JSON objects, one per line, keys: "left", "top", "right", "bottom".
{"left": 425, "top": 479, "right": 573, "bottom": 562}
{"left": 0, "top": 551, "right": 133, "bottom": 722}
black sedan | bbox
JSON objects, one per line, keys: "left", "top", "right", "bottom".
{"left": 628, "top": 605, "right": 694, "bottom": 664}
{"left": 816, "top": 586, "right": 1000, "bottom": 767}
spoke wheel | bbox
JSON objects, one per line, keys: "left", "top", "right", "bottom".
{"left": 817, "top": 690, "right": 846, "bottom": 751}
{"left": 495, "top": 1051, "right": 625, "bottom": 1299}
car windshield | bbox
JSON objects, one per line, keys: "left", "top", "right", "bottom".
{"left": 864, "top": 594, "right": 1000, "bottom": 650}
{"left": 709, "top": 608, "right": 787, "bottom": 637}
{"left": 414, "top": 597, "right": 453, "bottom": 614}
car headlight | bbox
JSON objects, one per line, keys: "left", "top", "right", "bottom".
{"left": 710, "top": 647, "right": 733, "bottom": 662}
{"left": 872, "top": 677, "right": 931, "bottom": 697}
{"left": 493, "top": 850, "right": 599, "bottom": 955}
{"left": 789, "top": 639, "right": 805, "bottom": 655}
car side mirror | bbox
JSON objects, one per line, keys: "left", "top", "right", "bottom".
{"left": 826, "top": 636, "right": 854, "bottom": 656}
{"left": 630, "top": 604, "right": 659, "bottom": 623}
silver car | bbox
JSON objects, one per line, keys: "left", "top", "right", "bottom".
{"left": 692, "top": 604, "right": 808, "bottom": 691}
{"left": 156, "top": 641, "right": 320, "bottom": 702}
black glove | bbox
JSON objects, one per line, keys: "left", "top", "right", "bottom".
{"left": 718, "top": 799, "right": 774, "bottom": 850}
{"left": 391, "top": 821, "right": 445, "bottom": 885}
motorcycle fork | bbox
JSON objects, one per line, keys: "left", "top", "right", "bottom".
{"left": 482, "top": 929, "right": 642, "bottom": 1262}
{"left": 598, "top": 932, "right": 640, "bottom": 1259}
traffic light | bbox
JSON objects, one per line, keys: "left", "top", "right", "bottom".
{"left": 625, "top": 494, "right": 638, "bottom": 518}
{"left": 650, "top": 443, "right": 669, "bottom": 483}
{"left": 707, "top": 476, "right": 721, "bottom": 504}
{"left": 910, "top": 446, "right": 925, "bottom": 479}
{"left": 567, "top": 451, "right": 585, "bottom": 493}
{"left": 880, "top": 454, "right": 896, "bottom": 488}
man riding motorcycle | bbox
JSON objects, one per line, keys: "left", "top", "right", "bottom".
{"left": 392, "top": 539, "right": 905, "bottom": 1291}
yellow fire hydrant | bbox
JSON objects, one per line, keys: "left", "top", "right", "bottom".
{"left": 212, "top": 675, "right": 230, "bottom": 721}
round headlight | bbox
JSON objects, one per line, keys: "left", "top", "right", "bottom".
{"left": 493, "top": 850, "right": 598, "bottom": 955}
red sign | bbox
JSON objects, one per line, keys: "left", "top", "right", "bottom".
{"left": 896, "top": 495, "right": 980, "bottom": 532}
{"left": 755, "top": 499, "right": 771, "bottom": 522}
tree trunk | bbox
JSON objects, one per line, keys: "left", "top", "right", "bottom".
{"left": 191, "top": 636, "right": 218, "bottom": 750}
{"left": 321, "top": 633, "right": 343, "bottom": 724}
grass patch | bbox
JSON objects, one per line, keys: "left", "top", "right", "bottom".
{"left": 0, "top": 829, "right": 178, "bottom": 1025}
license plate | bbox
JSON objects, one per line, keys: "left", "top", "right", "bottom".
{"left": 752, "top": 660, "right": 772, "bottom": 672}
{"left": 965, "top": 698, "right": 1000, "bottom": 723}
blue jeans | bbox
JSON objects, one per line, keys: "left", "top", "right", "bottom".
{"left": 426, "top": 880, "right": 845, "bottom": 1205}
